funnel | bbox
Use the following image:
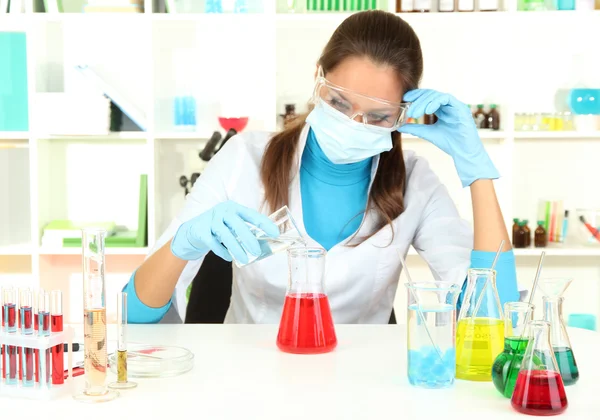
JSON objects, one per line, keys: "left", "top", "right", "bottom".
{"left": 538, "top": 278, "right": 573, "bottom": 298}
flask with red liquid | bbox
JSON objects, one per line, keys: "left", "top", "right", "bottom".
{"left": 511, "top": 320, "right": 568, "bottom": 416}
{"left": 276, "top": 247, "right": 337, "bottom": 354}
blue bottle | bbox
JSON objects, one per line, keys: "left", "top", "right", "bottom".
{"left": 568, "top": 88, "right": 600, "bottom": 115}
{"left": 557, "top": 0, "right": 575, "bottom": 9}
{"left": 205, "top": 0, "right": 223, "bottom": 12}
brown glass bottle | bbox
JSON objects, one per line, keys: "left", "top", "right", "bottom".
{"left": 534, "top": 221, "right": 547, "bottom": 248}
{"left": 282, "top": 104, "right": 297, "bottom": 129}
{"left": 514, "top": 222, "right": 526, "bottom": 248}
{"left": 423, "top": 114, "right": 438, "bottom": 125}
{"left": 487, "top": 104, "right": 500, "bottom": 130}
{"left": 523, "top": 220, "right": 531, "bottom": 248}
{"left": 512, "top": 218, "right": 520, "bottom": 246}
{"left": 473, "top": 104, "right": 488, "bottom": 129}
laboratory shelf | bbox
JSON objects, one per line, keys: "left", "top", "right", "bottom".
{"left": 0, "top": 244, "right": 33, "bottom": 256}
{"left": 35, "top": 132, "right": 148, "bottom": 141}
{"left": 403, "top": 130, "right": 506, "bottom": 141}
{"left": 514, "top": 131, "right": 600, "bottom": 140}
{"left": 513, "top": 245, "right": 600, "bottom": 257}
{"left": 38, "top": 246, "right": 150, "bottom": 256}
{"left": 155, "top": 131, "right": 215, "bottom": 140}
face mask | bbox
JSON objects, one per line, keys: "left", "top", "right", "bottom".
{"left": 305, "top": 101, "right": 393, "bottom": 165}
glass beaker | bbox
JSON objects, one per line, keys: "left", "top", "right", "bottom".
{"left": 276, "top": 247, "right": 336, "bottom": 354}
{"left": 543, "top": 296, "right": 579, "bottom": 386}
{"left": 492, "top": 302, "right": 534, "bottom": 398}
{"left": 231, "top": 206, "right": 306, "bottom": 268}
{"left": 74, "top": 229, "right": 119, "bottom": 403}
{"left": 511, "top": 321, "right": 568, "bottom": 416}
{"left": 405, "top": 281, "right": 460, "bottom": 389}
{"left": 456, "top": 268, "right": 504, "bottom": 381}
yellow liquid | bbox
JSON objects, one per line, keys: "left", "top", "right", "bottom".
{"left": 456, "top": 318, "right": 504, "bottom": 381}
{"left": 83, "top": 308, "right": 108, "bottom": 395}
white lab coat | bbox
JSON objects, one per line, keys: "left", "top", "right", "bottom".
{"left": 153, "top": 124, "right": 474, "bottom": 324}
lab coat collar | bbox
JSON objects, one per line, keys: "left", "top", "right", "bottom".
{"left": 288, "top": 124, "right": 383, "bottom": 250}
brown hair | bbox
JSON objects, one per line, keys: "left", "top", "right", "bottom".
{"left": 260, "top": 10, "right": 423, "bottom": 244}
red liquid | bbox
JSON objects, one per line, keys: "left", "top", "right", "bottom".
{"left": 24, "top": 348, "right": 34, "bottom": 382}
{"left": 8, "top": 345, "right": 17, "bottom": 381}
{"left": 218, "top": 117, "right": 249, "bottom": 132}
{"left": 511, "top": 370, "right": 568, "bottom": 416}
{"left": 6, "top": 303, "right": 16, "bottom": 329}
{"left": 40, "top": 311, "right": 50, "bottom": 332}
{"left": 1, "top": 304, "right": 3, "bottom": 379}
{"left": 34, "top": 313, "right": 38, "bottom": 331}
{"left": 276, "top": 293, "right": 337, "bottom": 354}
{"left": 51, "top": 314, "right": 64, "bottom": 384}
{"left": 34, "top": 349, "right": 39, "bottom": 382}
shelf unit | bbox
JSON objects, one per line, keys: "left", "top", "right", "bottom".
{"left": 1, "top": 3, "right": 599, "bottom": 323}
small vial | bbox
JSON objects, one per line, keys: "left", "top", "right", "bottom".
{"left": 535, "top": 221, "right": 548, "bottom": 248}
{"left": 4, "top": 288, "right": 17, "bottom": 385}
{"left": 109, "top": 292, "right": 137, "bottom": 390}
{"left": 38, "top": 291, "right": 51, "bottom": 386}
{"left": 20, "top": 289, "right": 35, "bottom": 387}
{"left": 523, "top": 220, "right": 532, "bottom": 248}
{"left": 51, "top": 290, "right": 64, "bottom": 385}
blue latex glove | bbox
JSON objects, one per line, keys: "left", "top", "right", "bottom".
{"left": 397, "top": 89, "right": 500, "bottom": 188}
{"left": 171, "top": 201, "right": 280, "bottom": 264}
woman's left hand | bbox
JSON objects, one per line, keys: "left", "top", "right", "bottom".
{"left": 397, "top": 89, "right": 499, "bottom": 188}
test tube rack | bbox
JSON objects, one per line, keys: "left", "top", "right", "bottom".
{"left": 0, "top": 327, "right": 74, "bottom": 400}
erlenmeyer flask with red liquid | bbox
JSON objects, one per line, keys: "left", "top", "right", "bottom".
{"left": 511, "top": 320, "right": 568, "bottom": 416}
{"left": 276, "top": 247, "right": 337, "bottom": 354}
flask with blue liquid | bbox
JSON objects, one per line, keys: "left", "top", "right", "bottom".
{"left": 568, "top": 88, "right": 600, "bottom": 115}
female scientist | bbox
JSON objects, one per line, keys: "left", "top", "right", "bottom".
{"left": 125, "top": 10, "right": 520, "bottom": 324}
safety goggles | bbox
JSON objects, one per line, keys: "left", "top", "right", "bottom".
{"left": 310, "top": 67, "right": 411, "bottom": 131}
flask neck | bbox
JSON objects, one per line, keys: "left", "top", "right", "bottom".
{"left": 543, "top": 297, "right": 564, "bottom": 324}
{"left": 287, "top": 248, "right": 326, "bottom": 296}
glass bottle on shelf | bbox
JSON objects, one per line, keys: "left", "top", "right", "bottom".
{"left": 457, "top": 0, "right": 474, "bottom": 11}
{"left": 523, "top": 220, "right": 531, "bottom": 248}
{"left": 543, "top": 296, "right": 579, "bottom": 386}
{"left": 413, "top": 0, "right": 431, "bottom": 12}
{"left": 511, "top": 321, "right": 568, "bottom": 416}
{"left": 438, "top": 0, "right": 456, "bottom": 11}
{"left": 478, "top": 0, "right": 498, "bottom": 11}
{"left": 486, "top": 104, "right": 500, "bottom": 130}
{"left": 512, "top": 218, "right": 520, "bottom": 246}
{"left": 535, "top": 221, "right": 547, "bottom": 248}
{"left": 492, "top": 302, "right": 534, "bottom": 398}
{"left": 473, "top": 104, "right": 487, "bottom": 129}
{"left": 514, "top": 222, "right": 526, "bottom": 248}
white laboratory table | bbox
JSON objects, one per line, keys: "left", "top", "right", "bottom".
{"left": 3, "top": 324, "right": 600, "bottom": 419}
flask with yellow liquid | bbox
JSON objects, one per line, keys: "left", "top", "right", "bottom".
{"left": 456, "top": 268, "right": 505, "bottom": 381}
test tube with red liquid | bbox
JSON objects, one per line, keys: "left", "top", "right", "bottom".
{"left": 38, "top": 291, "right": 51, "bottom": 386}
{"left": 20, "top": 288, "right": 34, "bottom": 387}
{"left": 51, "top": 290, "right": 64, "bottom": 385}
{"left": 3, "top": 287, "right": 18, "bottom": 385}
{"left": 33, "top": 288, "right": 42, "bottom": 383}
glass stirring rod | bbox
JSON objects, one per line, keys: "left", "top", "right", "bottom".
{"left": 109, "top": 292, "right": 137, "bottom": 390}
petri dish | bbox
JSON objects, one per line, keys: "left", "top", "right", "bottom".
{"left": 108, "top": 344, "right": 194, "bottom": 378}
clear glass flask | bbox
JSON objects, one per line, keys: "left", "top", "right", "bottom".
{"left": 405, "top": 281, "right": 460, "bottom": 389}
{"left": 109, "top": 292, "right": 137, "bottom": 390}
{"left": 276, "top": 247, "right": 337, "bottom": 354}
{"left": 511, "top": 321, "right": 568, "bottom": 416}
{"left": 231, "top": 206, "right": 306, "bottom": 268}
{"left": 74, "top": 228, "right": 119, "bottom": 403}
{"left": 543, "top": 296, "right": 579, "bottom": 386}
{"left": 456, "top": 268, "right": 505, "bottom": 381}
{"left": 492, "top": 302, "right": 534, "bottom": 398}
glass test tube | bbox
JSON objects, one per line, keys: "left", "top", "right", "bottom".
{"left": 33, "top": 288, "right": 42, "bottom": 383}
{"left": 51, "top": 290, "right": 64, "bottom": 385}
{"left": 1, "top": 286, "right": 5, "bottom": 380}
{"left": 38, "top": 291, "right": 51, "bottom": 386}
{"left": 4, "top": 288, "right": 17, "bottom": 385}
{"left": 73, "top": 229, "right": 119, "bottom": 402}
{"left": 109, "top": 292, "right": 137, "bottom": 389}
{"left": 20, "top": 289, "right": 35, "bottom": 387}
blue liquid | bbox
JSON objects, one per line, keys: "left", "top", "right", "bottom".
{"left": 205, "top": 0, "right": 223, "bottom": 13}
{"left": 557, "top": 0, "right": 575, "bottom": 9}
{"left": 173, "top": 96, "right": 197, "bottom": 129}
{"left": 408, "top": 347, "right": 456, "bottom": 388}
{"left": 569, "top": 89, "right": 600, "bottom": 115}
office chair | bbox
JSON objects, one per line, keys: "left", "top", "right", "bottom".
{"left": 184, "top": 251, "right": 397, "bottom": 324}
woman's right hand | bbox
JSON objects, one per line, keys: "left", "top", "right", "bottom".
{"left": 170, "top": 201, "right": 280, "bottom": 264}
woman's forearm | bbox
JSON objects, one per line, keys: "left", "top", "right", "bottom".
{"left": 134, "top": 239, "right": 188, "bottom": 307}
{"left": 470, "top": 179, "right": 512, "bottom": 252}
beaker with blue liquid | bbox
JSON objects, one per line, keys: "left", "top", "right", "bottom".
{"left": 405, "top": 281, "right": 461, "bottom": 389}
